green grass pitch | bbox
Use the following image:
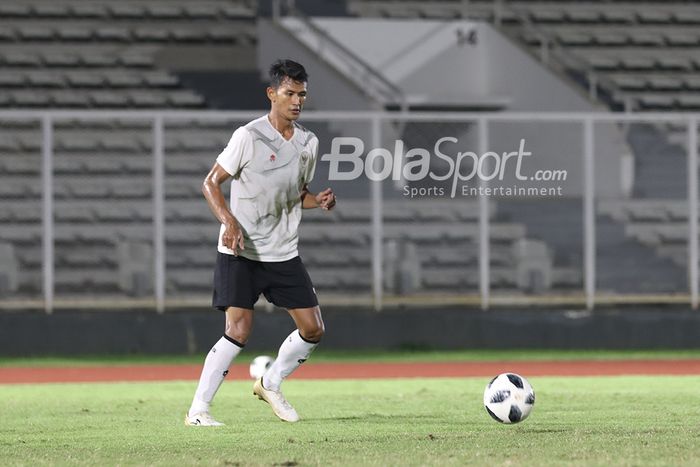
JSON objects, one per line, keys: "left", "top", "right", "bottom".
{"left": 3, "top": 376, "right": 700, "bottom": 466}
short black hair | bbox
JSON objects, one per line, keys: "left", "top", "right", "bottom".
{"left": 269, "top": 59, "right": 308, "bottom": 88}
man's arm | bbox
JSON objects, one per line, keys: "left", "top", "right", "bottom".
{"left": 300, "top": 184, "right": 336, "bottom": 210}
{"left": 202, "top": 163, "right": 245, "bottom": 254}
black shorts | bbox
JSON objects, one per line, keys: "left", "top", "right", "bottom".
{"left": 212, "top": 253, "right": 319, "bottom": 311}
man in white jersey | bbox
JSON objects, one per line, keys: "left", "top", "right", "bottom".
{"left": 185, "top": 59, "right": 336, "bottom": 426}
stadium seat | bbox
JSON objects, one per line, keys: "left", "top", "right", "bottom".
{"left": 557, "top": 32, "right": 594, "bottom": 46}
{"left": 109, "top": 4, "right": 146, "bottom": 19}
{"left": 70, "top": 3, "right": 108, "bottom": 18}
{"left": 105, "top": 73, "right": 143, "bottom": 88}
{"left": 56, "top": 26, "right": 93, "bottom": 41}
{"left": 665, "top": 33, "right": 699, "bottom": 47}
{"left": 648, "top": 76, "right": 684, "bottom": 91}
{"left": 0, "top": 72, "right": 26, "bottom": 87}
{"left": 55, "top": 206, "right": 96, "bottom": 223}
{"left": 168, "top": 91, "right": 206, "bottom": 107}
{"left": 51, "top": 91, "right": 90, "bottom": 107}
{"left": 3, "top": 51, "right": 41, "bottom": 67}
{"left": 594, "top": 32, "right": 628, "bottom": 47}
{"left": 184, "top": 4, "right": 219, "bottom": 19}
{"left": 143, "top": 72, "right": 179, "bottom": 88}
{"left": 601, "top": 10, "right": 635, "bottom": 23}
{"left": 587, "top": 55, "right": 620, "bottom": 70}
{"left": 529, "top": 9, "right": 565, "bottom": 23}
{"left": 120, "top": 54, "right": 154, "bottom": 68}
{"left": 81, "top": 52, "right": 119, "bottom": 68}
{"left": 11, "top": 91, "right": 50, "bottom": 106}
{"left": 146, "top": 4, "right": 183, "bottom": 19}
{"left": 611, "top": 75, "right": 646, "bottom": 91}
{"left": 566, "top": 10, "right": 601, "bottom": 23}
{"left": 636, "top": 10, "right": 672, "bottom": 23}
{"left": 17, "top": 26, "right": 56, "bottom": 41}
{"left": 677, "top": 95, "right": 700, "bottom": 109}
{"left": 2, "top": 156, "right": 40, "bottom": 175}
{"left": 0, "top": 3, "right": 31, "bottom": 18}
{"left": 628, "top": 32, "right": 665, "bottom": 47}
{"left": 171, "top": 29, "right": 209, "bottom": 43}
{"left": 656, "top": 56, "right": 693, "bottom": 71}
{"left": 621, "top": 57, "right": 656, "bottom": 70}
{"left": 129, "top": 91, "right": 168, "bottom": 107}
{"left": 90, "top": 91, "right": 129, "bottom": 107}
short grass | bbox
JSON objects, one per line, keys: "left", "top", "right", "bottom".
{"left": 3, "top": 376, "right": 700, "bottom": 466}
{"left": 3, "top": 349, "right": 700, "bottom": 367}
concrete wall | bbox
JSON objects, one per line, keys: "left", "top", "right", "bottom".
{"left": 2, "top": 307, "right": 700, "bottom": 355}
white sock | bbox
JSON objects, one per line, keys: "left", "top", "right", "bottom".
{"left": 188, "top": 335, "right": 243, "bottom": 417}
{"left": 263, "top": 330, "right": 318, "bottom": 391}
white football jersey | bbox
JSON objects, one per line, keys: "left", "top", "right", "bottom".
{"left": 215, "top": 115, "right": 319, "bottom": 261}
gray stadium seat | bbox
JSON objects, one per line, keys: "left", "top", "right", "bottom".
{"left": 120, "top": 54, "right": 154, "bottom": 68}
{"left": 208, "top": 28, "right": 238, "bottom": 42}
{"left": 147, "top": 4, "right": 183, "bottom": 19}
{"left": 656, "top": 56, "right": 692, "bottom": 71}
{"left": 677, "top": 95, "right": 700, "bottom": 109}
{"left": 81, "top": 52, "right": 119, "bottom": 67}
{"left": 56, "top": 134, "right": 100, "bottom": 152}
{"left": 221, "top": 4, "right": 254, "bottom": 19}
{"left": 129, "top": 91, "right": 168, "bottom": 107}
{"left": 0, "top": 26, "right": 15, "bottom": 41}
{"left": 143, "top": 72, "right": 179, "bottom": 88}
{"left": 51, "top": 90, "right": 90, "bottom": 107}
{"left": 100, "top": 135, "right": 141, "bottom": 153}
{"left": 3, "top": 51, "right": 41, "bottom": 67}
{"left": 529, "top": 9, "right": 565, "bottom": 23}
{"left": 109, "top": 4, "right": 146, "bottom": 19}
{"left": 105, "top": 73, "right": 142, "bottom": 88}
{"left": 587, "top": 55, "right": 620, "bottom": 70}
{"left": 81, "top": 158, "right": 125, "bottom": 174}
{"left": 637, "top": 10, "right": 673, "bottom": 24}
{"left": 674, "top": 11, "right": 700, "bottom": 24}
{"left": 56, "top": 27, "right": 93, "bottom": 42}
{"left": 28, "top": 72, "right": 64, "bottom": 87}
{"left": 665, "top": 33, "right": 699, "bottom": 47}
{"left": 133, "top": 28, "right": 170, "bottom": 42}
{"left": 3, "top": 156, "right": 40, "bottom": 174}
{"left": 566, "top": 10, "right": 601, "bottom": 23}
{"left": 594, "top": 32, "right": 628, "bottom": 46}
{"left": 168, "top": 91, "right": 206, "bottom": 107}
{"left": 111, "top": 180, "right": 151, "bottom": 198}
{"left": 0, "top": 72, "right": 26, "bottom": 87}
{"left": 638, "top": 95, "right": 675, "bottom": 109}
{"left": 0, "top": 242, "right": 19, "bottom": 295}
{"left": 628, "top": 32, "right": 665, "bottom": 47}
{"left": 18, "top": 26, "right": 55, "bottom": 41}
{"left": 171, "top": 29, "right": 208, "bottom": 42}
{"left": 12, "top": 91, "right": 50, "bottom": 106}
{"left": 70, "top": 3, "right": 108, "bottom": 18}
{"left": 621, "top": 57, "right": 656, "bottom": 70}
{"left": 648, "top": 76, "right": 684, "bottom": 91}
{"left": 184, "top": 4, "right": 219, "bottom": 19}
{"left": 33, "top": 3, "right": 71, "bottom": 17}
{"left": 90, "top": 91, "right": 129, "bottom": 107}
{"left": 557, "top": 32, "right": 593, "bottom": 46}
{"left": 685, "top": 76, "right": 700, "bottom": 90}
{"left": 95, "top": 27, "right": 132, "bottom": 42}
{"left": 55, "top": 206, "right": 96, "bottom": 223}
{"left": 66, "top": 72, "right": 104, "bottom": 88}
{"left": 601, "top": 10, "right": 635, "bottom": 23}
{"left": 0, "top": 3, "right": 30, "bottom": 17}
{"left": 66, "top": 182, "right": 111, "bottom": 199}
{"left": 43, "top": 52, "right": 81, "bottom": 67}
{"left": 0, "top": 135, "right": 20, "bottom": 152}
{"left": 611, "top": 76, "right": 646, "bottom": 91}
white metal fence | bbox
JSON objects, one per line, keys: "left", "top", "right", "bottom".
{"left": 0, "top": 110, "right": 698, "bottom": 313}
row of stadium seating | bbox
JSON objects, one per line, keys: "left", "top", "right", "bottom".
{"left": 0, "top": 2, "right": 254, "bottom": 20}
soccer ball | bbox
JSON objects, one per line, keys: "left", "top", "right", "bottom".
{"left": 483, "top": 373, "right": 535, "bottom": 424}
{"left": 249, "top": 355, "right": 274, "bottom": 379}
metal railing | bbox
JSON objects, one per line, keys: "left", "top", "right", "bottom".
{"left": 0, "top": 110, "right": 698, "bottom": 313}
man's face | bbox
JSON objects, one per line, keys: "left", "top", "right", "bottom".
{"left": 267, "top": 77, "right": 308, "bottom": 121}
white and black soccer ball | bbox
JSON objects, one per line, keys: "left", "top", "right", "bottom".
{"left": 483, "top": 373, "right": 535, "bottom": 424}
{"left": 249, "top": 355, "right": 274, "bottom": 380}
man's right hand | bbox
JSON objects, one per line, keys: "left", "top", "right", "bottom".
{"left": 222, "top": 220, "right": 245, "bottom": 255}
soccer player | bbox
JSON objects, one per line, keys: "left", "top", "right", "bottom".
{"left": 185, "top": 59, "right": 336, "bottom": 426}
